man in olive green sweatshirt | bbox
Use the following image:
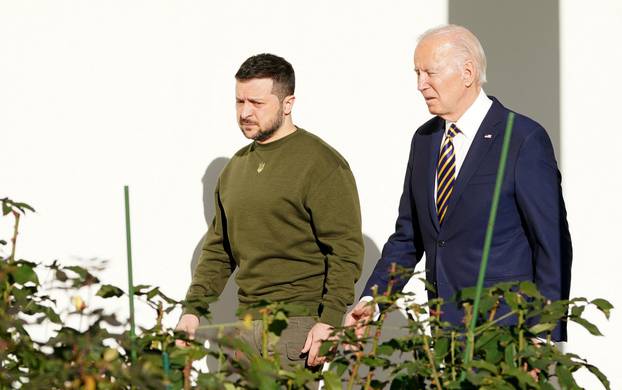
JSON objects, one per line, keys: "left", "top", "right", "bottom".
{"left": 175, "top": 53, "right": 364, "bottom": 369}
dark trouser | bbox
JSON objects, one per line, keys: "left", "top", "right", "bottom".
{"left": 237, "top": 316, "right": 315, "bottom": 368}
{"left": 236, "top": 316, "right": 320, "bottom": 389}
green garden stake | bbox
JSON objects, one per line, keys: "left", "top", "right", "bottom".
{"left": 462, "top": 112, "right": 515, "bottom": 370}
{"left": 162, "top": 351, "right": 171, "bottom": 389}
{"left": 124, "top": 185, "right": 137, "bottom": 364}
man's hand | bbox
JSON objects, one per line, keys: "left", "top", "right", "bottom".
{"left": 175, "top": 314, "right": 199, "bottom": 347}
{"left": 344, "top": 300, "right": 375, "bottom": 342}
{"left": 301, "top": 322, "right": 334, "bottom": 367}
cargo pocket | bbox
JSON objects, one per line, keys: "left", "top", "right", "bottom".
{"left": 286, "top": 341, "right": 304, "bottom": 361}
{"left": 283, "top": 317, "right": 316, "bottom": 362}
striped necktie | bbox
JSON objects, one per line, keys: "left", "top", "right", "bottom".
{"left": 436, "top": 124, "right": 461, "bottom": 225}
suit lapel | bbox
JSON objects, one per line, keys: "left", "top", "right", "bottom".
{"left": 441, "top": 98, "right": 507, "bottom": 227}
{"left": 426, "top": 120, "right": 445, "bottom": 233}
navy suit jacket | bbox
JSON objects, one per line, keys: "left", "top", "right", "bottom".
{"left": 363, "top": 97, "right": 572, "bottom": 341}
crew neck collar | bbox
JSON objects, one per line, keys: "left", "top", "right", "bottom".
{"left": 253, "top": 127, "right": 302, "bottom": 151}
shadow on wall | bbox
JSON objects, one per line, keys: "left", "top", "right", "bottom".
{"left": 188, "top": 157, "right": 238, "bottom": 328}
{"left": 356, "top": 235, "right": 412, "bottom": 382}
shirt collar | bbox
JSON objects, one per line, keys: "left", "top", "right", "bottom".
{"left": 445, "top": 88, "right": 493, "bottom": 140}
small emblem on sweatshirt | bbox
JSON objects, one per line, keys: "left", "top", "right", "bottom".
{"left": 484, "top": 134, "right": 493, "bottom": 139}
{"left": 257, "top": 162, "right": 265, "bottom": 173}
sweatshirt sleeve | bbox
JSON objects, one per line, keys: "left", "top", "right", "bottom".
{"left": 183, "top": 180, "right": 236, "bottom": 318}
{"left": 305, "top": 164, "right": 364, "bottom": 327}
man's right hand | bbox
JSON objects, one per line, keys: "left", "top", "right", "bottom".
{"left": 343, "top": 300, "right": 376, "bottom": 344}
{"left": 175, "top": 314, "right": 199, "bottom": 347}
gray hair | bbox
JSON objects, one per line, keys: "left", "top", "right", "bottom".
{"left": 418, "top": 24, "right": 487, "bottom": 84}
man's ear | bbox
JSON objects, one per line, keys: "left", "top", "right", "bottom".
{"left": 462, "top": 60, "right": 476, "bottom": 87}
{"left": 282, "top": 95, "right": 295, "bottom": 115}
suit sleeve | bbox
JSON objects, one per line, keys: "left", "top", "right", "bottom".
{"left": 515, "top": 126, "right": 572, "bottom": 341}
{"left": 305, "top": 164, "right": 364, "bottom": 327}
{"left": 362, "top": 134, "right": 424, "bottom": 298}
{"left": 183, "top": 179, "right": 236, "bottom": 317}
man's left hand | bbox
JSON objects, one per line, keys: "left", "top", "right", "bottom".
{"left": 301, "top": 322, "right": 334, "bottom": 367}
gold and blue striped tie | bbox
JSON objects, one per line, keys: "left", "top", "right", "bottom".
{"left": 436, "top": 124, "right": 461, "bottom": 225}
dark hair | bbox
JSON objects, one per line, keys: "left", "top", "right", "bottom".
{"left": 235, "top": 53, "right": 295, "bottom": 100}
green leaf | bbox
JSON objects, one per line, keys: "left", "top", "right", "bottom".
{"left": 476, "top": 329, "right": 500, "bottom": 348}
{"left": 196, "top": 373, "right": 226, "bottom": 389}
{"left": 541, "top": 300, "right": 569, "bottom": 321}
{"left": 12, "top": 263, "right": 39, "bottom": 285}
{"left": 528, "top": 323, "right": 557, "bottom": 335}
{"left": 377, "top": 343, "right": 394, "bottom": 356}
{"left": 571, "top": 317, "right": 603, "bottom": 336}
{"left": 538, "top": 383, "right": 557, "bottom": 390}
{"left": 96, "top": 284, "right": 125, "bottom": 298}
{"left": 491, "top": 281, "right": 518, "bottom": 293}
{"left": 65, "top": 265, "right": 99, "bottom": 285}
{"left": 322, "top": 371, "right": 342, "bottom": 390}
{"left": 465, "top": 370, "right": 486, "bottom": 386}
{"left": 570, "top": 305, "right": 585, "bottom": 317}
{"left": 390, "top": 373, "right": 423, "bottom": 389}
{"left": 133, "top": 284, "right": 152, "bottom": 293}
{"left": 65, "top": 265, "right": 89, "bottom": 278}
{"left": 585, "top": 363, "right": 611, "bottom": 390}
{"left": 267, "top": 318, "right": 287, "bottom": 337}
{"left": 477, "top": 331, "right": 503, "bottom": 364}
{"left": 361, "top": 356, "right": 389, "bottom": 368}
{"left": 319, "top": 340, "right": 336, "bottom": 356}
{"left": 590, "top": 298, "right": 613, "bottom": 319}
{"left": 2, "top": 200, "right": 12, "bottom": 215}
{"left": 42, "top": 306, "right": 62, "bottom": 324}
{"left": 433, "top": 337, "right": 449, "bottom": 363}
{"left": 519, "top": 281, "right": 541, "bottom": 298}
{"left": 418, "top": 277, "right": 436, "bottom": 292}
{"left": 477, "top": 296, "right": 498, "bottom": 315}
{"left": 556, "top": 365, "right": 578, "bottom": 389}
{"left": 504, "top": 344, "right": 517, "bottom": 368}
{"left": 328, "top": 358, "right": 349, "bottom": 377}
{"left": 469, "top": 359, "right": 498, "bottom": 373}
{"left": 55, "top": 269, "right": 68, "bottom": 282}
{"left": 459, "top": 286, "right": 477, "bottom": 301}
{"left": 146, "top": 287, "right": 159, "bottom": 299}
{"left": 504, "top": 367, "right": 537, "bottom": 387}
{"left": 504, "top": 291, "right": 520, "bottom": 310}
{"left": 14, "top": 202, "right": 35, "bottom": 213}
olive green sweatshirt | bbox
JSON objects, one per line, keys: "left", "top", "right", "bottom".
{"left": 184, "top": 128, "right": 364, "bottom": 327}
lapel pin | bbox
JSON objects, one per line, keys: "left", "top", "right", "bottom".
{"left": 484, "top": 134, "right": 493, "bottom": 139}
{"left": 257, "top": 162, "right": 265, "bottom": 173}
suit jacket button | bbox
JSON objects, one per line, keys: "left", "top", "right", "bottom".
{"left": 438, "top": 240, "right": 446, "bottom": 247}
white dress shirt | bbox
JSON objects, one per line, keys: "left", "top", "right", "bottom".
{"left": 435, "top": 89, "right": 493, "bottom": 201}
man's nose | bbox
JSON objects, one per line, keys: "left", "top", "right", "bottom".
{"left": 417, "top": 74, "right": 428, "bottom": 92}
{"left": 240, "top": 102, "right": 253, "bottom": 118}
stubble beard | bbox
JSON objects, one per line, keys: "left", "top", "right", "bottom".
{"left": 240, "top": 105, "right": 284, "bottom": 143}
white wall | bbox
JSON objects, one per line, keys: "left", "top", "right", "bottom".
{"left": 561, "top": 2, "right": 622, "bottom": 389}
{"left": 0, "top": 0, "right": 445, "bottom": 333}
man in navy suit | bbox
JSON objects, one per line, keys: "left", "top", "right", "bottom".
{"left": 345, "top": 25, "right": 572, "bottom": 341}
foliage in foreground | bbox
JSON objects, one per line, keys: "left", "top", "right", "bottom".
{"left": 0, "top": 197, "right": 613, "bottom": 389}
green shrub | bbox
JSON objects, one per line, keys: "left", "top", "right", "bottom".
{"left": 0, "top": 198, "right": 612, "bottom": 389}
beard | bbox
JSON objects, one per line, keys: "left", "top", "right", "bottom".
{"left": 239, "top": 105, "right": 283, "bottom": 142}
